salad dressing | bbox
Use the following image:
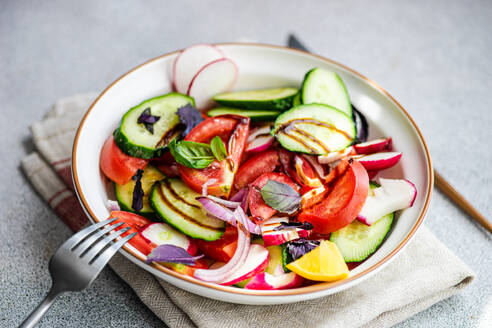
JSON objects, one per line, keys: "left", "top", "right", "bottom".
{"left": 156, "top": 184, "right": 222, "bottom": 231}
{"left": 276, "top": 118, "right": 353, "bottom": 154}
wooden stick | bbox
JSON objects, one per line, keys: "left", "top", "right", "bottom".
{"left": 434, "top": 170, "right": 492, "bottom": 233}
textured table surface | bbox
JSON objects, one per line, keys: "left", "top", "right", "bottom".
{"left": 1, "top": 0, "right": 491, "bottom": 327}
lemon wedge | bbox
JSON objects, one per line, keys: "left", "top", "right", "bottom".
{"left": 286, "top": 240, "right": 349, "bottom": 282}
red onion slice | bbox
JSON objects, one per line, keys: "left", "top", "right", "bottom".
{"left": 205, "top": 195, "right": 241, "bottom": 208}
{"left": 194, "top": 207, "right": 251, "bottom": 282}
{"left": 196, "top": 197, "right": 236, "bottom": 225}
{"left": 229, "top": 187, "right": 247, "bottom": 202}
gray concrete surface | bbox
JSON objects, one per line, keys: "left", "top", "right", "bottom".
{"left": 1, "top": 0, "right": 491, "bottom": 327}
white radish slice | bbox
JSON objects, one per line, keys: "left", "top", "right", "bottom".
{"left": 354, "top": 138, "right": 391, "bottom": 154}
{"left": 357, "top": 178, "right": 417, "bottom": 225}
{"left": 245, "top": 272, "right": 304, "bottom": 290}
{"left": 246, "top": 135, "right": 274, "bottom": 152}
{"left": 173, "top": 44, "right": 224, "bottom": 94}
{"left": 261, "top": 217, "right": 311, "bottom": 247}
{"left": 187, "top": 58, "right": 238, "bottom": 110}
{"left": 140, "top": 223, "right": 195, "bottom": 253}
{"left": 357, "top": 152, "right": 402, "bottom": 171}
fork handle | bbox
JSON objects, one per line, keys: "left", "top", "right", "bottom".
{"left": 19, "top": 287, "right": 60, "bottom": 328}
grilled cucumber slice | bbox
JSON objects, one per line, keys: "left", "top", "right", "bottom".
{"left": 301, "top": 68, "right": 352, "bottom": 117}
{"left": 330, "top": 212, "right": 393, "bottom": 262}
{"left": 114, "top": 165, "right": 165, "bottom": 218}
{"left": 206, "top": 107, "right": 281, "bottom": 122}
{"left": 272, "top": 103, "right": 355, "bottom": 154}
{"left": 150, "top": 178, "right": 225, "bottom": 241}
{"left": 213, "top": 88, "right": 298, "bottom": 111}
{"left": 114, "top": 93, "right": 195, "bottom": 159}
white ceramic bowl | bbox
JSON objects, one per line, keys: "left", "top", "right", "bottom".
{"left": 72, "top": 43, "right": 433, "bottom": 305}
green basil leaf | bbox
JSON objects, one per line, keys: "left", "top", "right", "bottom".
{"left": 260, "top": 180, "right": 301, "bottom": 214}
{"left": 210, "top": 136, "right": 227, "bottom": 161}
{"left": 169, "top": 139, "right": 214, "bottom": 169}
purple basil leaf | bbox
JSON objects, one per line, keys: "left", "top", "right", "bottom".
{"left": 286, "top": 239, "right": 320, "bottom": 261}
{"left": 137, "top": 107, "right": 161, "bottom": 134}
{"left": 273, "top": 221, "right": 314, "bottom": 232}
{"left": 145, "top": 244, "right": 204, "bottom": 265}
{"left": 260, "top": 180, "right": 301, "bottom": 214}
{"left": 178, "top": 104, "right": 204, "bottom": 137}
{"left": 131, "top": 169, "right": 144, "bottom": 212}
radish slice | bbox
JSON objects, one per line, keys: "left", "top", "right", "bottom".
{"left": 261, "top": 217, "right": 311, "bottom": 247}
{"left": 245, "top": 272, "right": 304, "bottom": 290}
{"left": 140, "top": 223, "right": 197, "bottom": 255}
{"left": 357, "top": 178, "right": 417, "bottom": 225}
{"left": 173, "top": 44, "right": 224, "bottom": 94}
{"left": 187, "top": 58, "right": 238, "bottom": 110}
{"left": 318, "top": 146, "right": 354, "bottom": 164}
{"left": 354, "top": 138, "right": 391, "bottom": 154}
{"left": 357, "top": 152, "right": 402, "bottom": 171}
{"left": 247, "top": 125, "right": 272, "bottom": 143}
{"left": 194, "top": 207, "right": 251, "bottom": 282}
{"left": 220, "top": 244, "right": 269, "bottom": 285}
{"left": 246, "top": 135, "right": 274, "bottom": 153}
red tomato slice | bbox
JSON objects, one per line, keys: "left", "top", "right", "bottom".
{"left": 248, "top": 172, "right": 299, "bottom": 224}
{"left": 233, "top": 149, "right": 280, "bottom": 191}
{"left": 178, "top": 116, "right": 250, "bottom": 197}
{"left": 109, "top": 211, "right": 155, "bottom": 255}
{"left": 298, "top": 159, "right": 369, "bottom": 234}
{"left": 195, "top": 225, "right": 238, "bottom": 262}
{"left": 100, "top": 136, "right": 149, "bottom": 185}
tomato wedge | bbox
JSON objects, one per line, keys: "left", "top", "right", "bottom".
{"left": 178, "top": 115, "right": 250, "bottom": 197}
{"left": 195, "top": 225, "right": 238, "bottom": 262}
{"left": 299, "top": 159, "right": 369, "bottom": 233}
{"left": 248, "top": 172, "right": 299, "bottom": 224}
{"left": 233, "top": 149, "right": 280, "bottom": 191}
{"left": 109, "top": 211, "right": 155, "bottom": 255}
{"left": 100, "top": 136, "right": 149, "bottom": 185}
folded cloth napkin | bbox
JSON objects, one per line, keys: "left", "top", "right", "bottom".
{"left": 21, "top": 94, "right": 475, "bottom": 328}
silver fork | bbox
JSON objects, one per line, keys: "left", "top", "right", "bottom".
{"left": 19, "top": 218, "right": 136, "bottom": 328}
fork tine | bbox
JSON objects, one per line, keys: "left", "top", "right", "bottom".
{"left": 82, "top": 227, "right": 132, "bottom": 262}
{"left": 63, "top": 218, "right": 117, "bottom": 249}
{"left": 72, "top": 222, "right": 125, "bottom": 256}
{"left": 90, "top": 232, "right": 137, "bottom": 269}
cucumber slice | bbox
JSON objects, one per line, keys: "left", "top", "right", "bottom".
{"left": 206, "top": 107, "right": 281, "bottom": 122}
{"left": 114, "top": 93, "right": 195, "bottom": 159}
{"left": 150, "top": 178, "right": 225, "bottom": 241}
{"left": 330, "top": 212, "right": 394, "bottom": 262}
{"left": 292, "top": 93, "right": 302, "bottom": 107}
{"left": 114, "top": 165, "right": 165, "bottom": 218}
{"left": 281, "top": 244, "right": 293, "bottom": 273}
{"left": 301, "top": 68, "right": 352, "bottom": 117}
{"left": 272, "top": 103, "right": 356, "bottom": 154}
{"left": 213, "top": 88, "right": 299, "bottom": 111}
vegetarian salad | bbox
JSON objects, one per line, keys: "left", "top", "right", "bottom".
{"left": 100, "top": 44, "right": 417, "bottom": 290}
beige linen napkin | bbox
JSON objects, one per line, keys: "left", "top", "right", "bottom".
{"left": 21, "top": 94, "right": 474, "bottom": 328}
